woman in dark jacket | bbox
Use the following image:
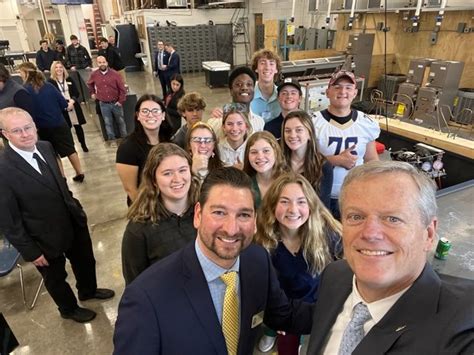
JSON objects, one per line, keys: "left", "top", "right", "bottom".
{"left": 48, "top": 60, "right": 88, "bottom": 152}
{"left": 18, "top": 62, "right": 84, "bottom": 182}
{"left": 164, "top": 73, "right": 185, "bottom": 136}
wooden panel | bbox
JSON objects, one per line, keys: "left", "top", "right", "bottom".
{"left": 289, "top": 49, "right": 343, "bottom": 60}
{"left": 334, "top": 11, "right": 474, "bottom": 88}
{"left": 264, "top": 19, "right": 279, "bottom": 37}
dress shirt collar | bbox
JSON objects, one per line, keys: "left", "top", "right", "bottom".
{"left": 195, "top": 239, "right": 240, "bottom": 283}
{"left": 351, "top": 276, "right": 410, "bottom": 324}
{"left": 253, "top": 82, "right": 278, "bottom": 102}
{"left": 9, "top": 143, "right": 43, "bottom": 161}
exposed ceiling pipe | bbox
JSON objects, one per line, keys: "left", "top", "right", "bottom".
{"left": 290, "top": 0, "right": 296, "bottom": 22}
{"left": 348, "top": 0, "right": 357, "bottom": 29}
{"left": 326, "top": 0, "right": 333, "bottom": 27}
{"left": 412, "top": 0, "right": 424, "bottom": 31}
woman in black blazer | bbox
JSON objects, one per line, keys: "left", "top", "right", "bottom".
{"left": 48, "top": 60, "right": 89, "bottom": 152}
{"left": 164, "top": 73, "right": 185, "bottom": 136}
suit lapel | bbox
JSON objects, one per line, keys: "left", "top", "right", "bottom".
{"left": 37, "top": 142, "right": 67, "bottom": 193}
{"left": 355, "top": 264, "right": 441, "bottom": 354}
{"left": 307, "top": 260, "right": 353, "bottom": 354}
{"left": 5, "top": 144, "right": 60, "bottom": 194}
{"left": 182, "top": 244, "right": 227, "bottom": 354}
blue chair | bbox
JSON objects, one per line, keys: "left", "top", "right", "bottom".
{"left": 0, "top": 235, "right": 44, "bottom": 309}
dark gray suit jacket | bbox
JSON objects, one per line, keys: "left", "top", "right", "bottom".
{"left": 0, "top": 141, "right": 87, "bottom": 261}
{"left": 307, "top": 260, "right": 474, "bottom": 354}
{"left": 113, "top": 242, "right": 313, "bottom": 355}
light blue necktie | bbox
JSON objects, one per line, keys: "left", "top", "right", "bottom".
{"left": 338, "top": 302, "right": 371, "bottom": 355}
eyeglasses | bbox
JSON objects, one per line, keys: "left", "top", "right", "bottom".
{"left": 190, "top": 137, "right": 214, "bottom": 144}
{"left": 222, "top": 103, "right": 248, "bottom": 115}
{"left": 4, "top": 124, "right": 35, "bottom": 136}
{"left": 140, "top": 108, "right": 162, "bottom": 115}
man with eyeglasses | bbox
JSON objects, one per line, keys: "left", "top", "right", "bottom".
{"left": 311, "top": 70, "right": 380, "bottom": 219}
{"left": 152, "top": 39, "right": 169, "bottom": 97}
{"left": 0, "top": 107, "right": 114, "bottom": 323}
{"left": 87, "top": 56, "right": 128, "bottom": 141}
{"left": 264, "top": 78, "right": 302, "bottom": 140}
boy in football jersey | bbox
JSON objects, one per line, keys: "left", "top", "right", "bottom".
{"left": 312, "top": 70, "right": 380, "bottom": 218}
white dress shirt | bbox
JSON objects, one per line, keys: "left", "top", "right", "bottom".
{"left": 9, "top": 143, "right": 45, "bottom": 174}
{"left": 322, "top": 277, "right": 410, "bottom": 355}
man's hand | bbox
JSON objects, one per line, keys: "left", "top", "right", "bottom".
{"left": 153, "top": 71, "right": 157, "bottom": 77}
{"left": 71, "top": 66, "right": 77, "bottom": 71}
{"left": 337, "top": 145, "right": 358, "bottom": 170}
{"left": 91, "top": 94, "right": 96, "bottom": 100}
{"left": 211, "top": 107, "right": 223, "bottom": 119}
{"left": 32, "top": 254, "right": 49, "bottom": 267}
{"left": 115, "top": 102, "right": 122, "bottom": 107}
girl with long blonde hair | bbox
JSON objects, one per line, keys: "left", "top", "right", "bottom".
{"left": 255, "top": 172, "right": 342, "bottom": 354}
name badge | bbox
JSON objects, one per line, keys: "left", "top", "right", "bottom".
{"left": 251, "top": 311, "right": 264, "bottom": 329}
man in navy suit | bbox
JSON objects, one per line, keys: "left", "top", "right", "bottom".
{"left": 0, "top": 108, "right": 114, "bottom": 323}
{"left": 113, "top": 167, "right": 312, "bottom": 355}
{"left": 152, "top": 39, "right": 169, "bottom": 97}
{"left": 306, "top": 161, "right": 474, "bottom": 354}
{"left": 164, "top": 42, "right": 181, "bottom": 94}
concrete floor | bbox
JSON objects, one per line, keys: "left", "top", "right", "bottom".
{"left": 0, "top": 71, "right": 247, "bottom": 355}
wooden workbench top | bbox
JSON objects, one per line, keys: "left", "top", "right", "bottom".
{"left": 372, "top": 115, "right": 474, "bottom": 160}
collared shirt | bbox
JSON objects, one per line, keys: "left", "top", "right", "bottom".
{"left": 194, "top": 239, "right": 240, "bottom": 324}
{"left": 87, "top": 68, "right": 126, "bottom": 104}
{"left": 322, "top": 276, "right": 410, "bottom": 355}
{"left": 157, "top": 51, "right": 164, "bottom": 69}
{"left": 9, "top": 143, "right": 44, "bottom": 174}
{"left": 250, "top": 82, "right": 281, "bottom": 122}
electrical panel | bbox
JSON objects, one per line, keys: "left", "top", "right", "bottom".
{"left": 346, "top": 33, "right": 374, "bottom": 84}
{"left": 305, "top": 29, "right": 336, "bottom": 50}
{"left": 427, "top": 61, "right": 464, "bottom": 89}
{"left": 406, "top": 58, "right": 436, "bottom": 86}
{"left": 413, "top": 87, "right": 440, "bottom": 121}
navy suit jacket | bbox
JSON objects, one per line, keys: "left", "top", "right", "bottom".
{"left": 113, "top": 242, "right": 312, "bottom": 355}
{"left": 165, "top": 51, "right": 181, "bottom": 80}
{"left": 307, "top": 260, "right": 474, "bottom": 354}
{"left": 153, "top": 50, "right": 170, "bottom": 73}
{"left": 0, "top": 141, "right": 87, "bottom": 261}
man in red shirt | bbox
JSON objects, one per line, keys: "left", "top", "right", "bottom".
{"left": 87, "top": 56, "right": 127, "bottom": 140}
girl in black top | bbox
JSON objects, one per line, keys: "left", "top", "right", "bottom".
{"left": 116, "top": 94, "right": 171, "bottom": 205}
{"left": 165, "top": 73, "right": 185, "bottom": 136}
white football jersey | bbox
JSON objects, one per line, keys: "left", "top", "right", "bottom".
{"left": 312, "top": 109, "right": 380, "bottom": 198}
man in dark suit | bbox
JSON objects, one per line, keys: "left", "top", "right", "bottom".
{"left": 152, "top": 39, "right": 170, "bottom": 98}
{"left": 113, "top": 167, "right": 312, "bottom": 355}
{"left": 164, "top": 42, "right": 181, "bottom": 94}
{"left": 0, "top": 108, "right": 114, "bottom": 323}
{"left": 307, "top": 160, "right": 474, "bottom": 354}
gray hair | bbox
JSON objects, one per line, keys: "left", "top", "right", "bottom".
{"left": 340, "top": 160, "right": 438, "bottom": 226}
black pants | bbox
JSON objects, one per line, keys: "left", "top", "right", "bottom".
{"left": 36, "top": 225, "right": 97, "bottom": 314}
{"left": 158, "top": 70, "right": 168, "bottom": 98}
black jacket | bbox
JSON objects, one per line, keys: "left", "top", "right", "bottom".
{"left": 0, "top": 141, "right": 88, "bottom": 261}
